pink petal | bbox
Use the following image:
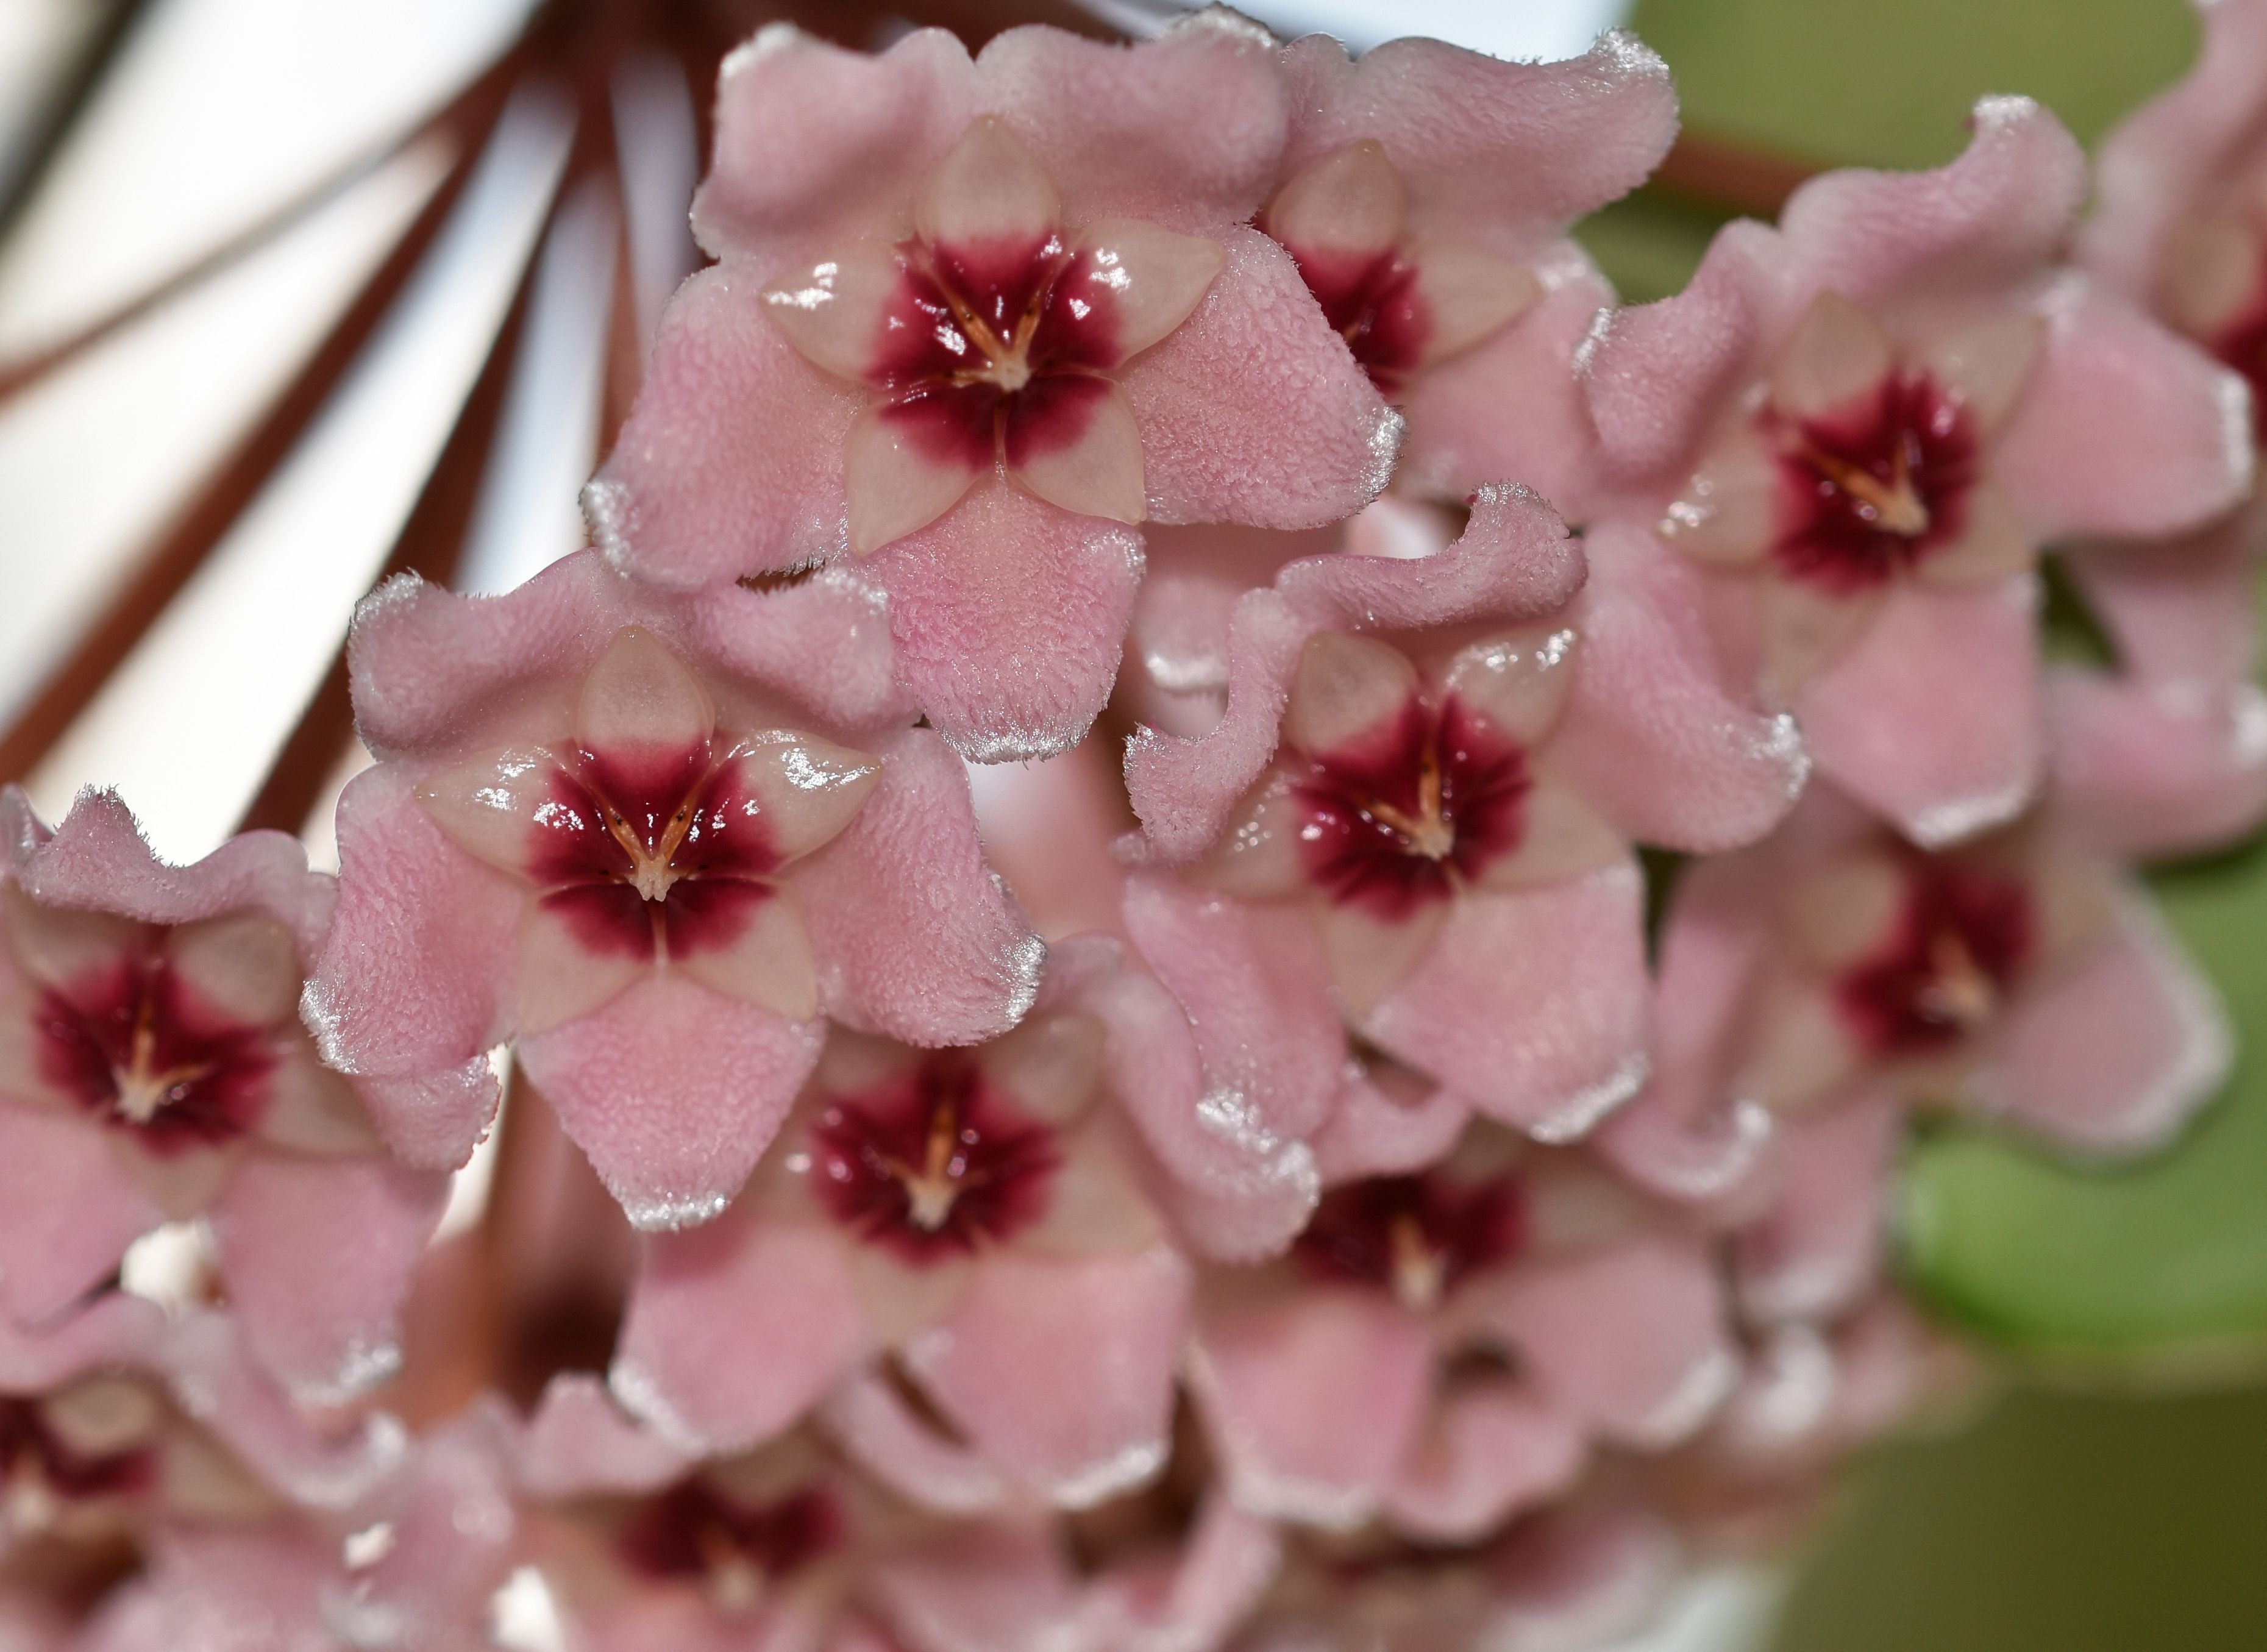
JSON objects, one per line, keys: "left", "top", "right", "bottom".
{"left": 573, "top": 624, "right": 716, "bottom": 758}
{"left": 1188, "top": 1287, "right": 1432, "bottom": 1525}
{"left": 693, "top": 24, "right": 976, "bottom": 262}
{"left": 2063, "top": 508, "right": 2260, "bottom": 688}
{"left": 973, "top": 11, "right": 1287, "bottom": 233}
{"left": 1994, "top": 276, "right": 2252, "bottom": 541}
{"left": 587, "top": 269, "right": 857, "bottom": 585}
{"left": 845, "top": 393, "right": 990, "bottom": 556}
{"left": 1770, "top": 291, "right": 1895, "bottom": 420}
{"left": 2080, "top": 0, "right": 2267, "bottom": 299}
{"left": 158, "top": 1312, "right": 405, "bottom": 1509}
{"left": 859, "top": 483, "right": 1142, "bottom": 762}
{"left": 1285, "top": 631, "right": 1421, "bottom": 756}
{"left": 0, "top": 1105, "right": 158, "bottom": 1323}
{"left": 1774, "top": 96, "right": 2085, "bottom": 315}
{"left": 824, "top": 1368, "right": 1012, "bottom": 1512}
{"left": 1114, "top": 877, "right": 1337, "bottom": 1258}
{"left": 0, "top": 1292, "right": 163, "bottom": 1390}
{"left": 518, "top": 973, "right": 825, "bottom": 1230}
{"left": 350, "top": 1060, "right": 501, "bottom": 1177}
{"left": 1400, "top": 243, "right": 1617, "bottom": 509}
{"left": 1383, "top": 1381, "right": 1585, "bottom": 1543}
{"left": 669, "top": 883, "right": 820, "bottom": 1022}
{"left": 1003, "top": 376, "right": 1148, "bottom": 525}
{"left": 1277, "top": 31, "right": 1676, "bottom": 257}
{"left": 905, "top": 1245, "right": 1189, "bottom": 1506}
{"left": 1128, "top": 522, "right": 1331, "bottom": 701}
{"left": 208, "top": 1152, "right": 446, "bottom": 1401}
{"left": 1482, "top": 1236, "right": 1737, "bottom": 1447}
{"left": 869, "top": 1518, "right": 1078, "bottom": 1652}
{"left": 1481, "top": 1506, "right": 1682, "bottom": 1650}
{"left": 1265, "top": 138, "right": 1406, "bottom": 266}
{"left": 1549, "top": 522, "right": 1809, "bottom": 852}
{"left": 1125, "top": 227, "right": 1399, "bottom": 529}
{"left": 1795, "top": 575, "right": 2041, "bottom": 848}
{"left": 761, "top": 238, "right": 919, "bottom": 383}
{"left": 1060, "top": 218, "right": 1227, "bottom": 363}
{"left": 1734, "top": 1095, "right": 1899, "bottom": 1325}
{"left": 2048, "top": 670, "right": 2267, "bottom": 860}
{"left": 1088, "top": 1494, "right": 1281, "bottom": 1652}
{"left": 793, "top": 726, "right": 1046, "bottom": 1043}
{"left": 612, "top": 1209, "right": 867, "bottom": 1450}
{"left": 1309, "top": 1065, "right": 1473, "bottom": 1183}
{"left": 1970, "top": 890, "right": 2230, "bottom": 1155}
{"left": 515, "top": 1372, "right": 693, "bottom": 1498}
{"left": 1363, "top": 869, "right": 1650, "bottom": 1142}
{"left": 21, "top": 791, "right": 331, "bottom": 966}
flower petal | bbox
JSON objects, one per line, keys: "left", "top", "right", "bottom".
{"left": 861, "top": 482, "right": 1142, "bottom": 763}
{"left": 612, "top": 1210, "right": 867, "bottom": 1451}
{"left": 823, "top": 1368, "right": 1011, "bottom": 1512}
{"left": 0, "top": 1105, "right": 156, "bottom": 1322}
{"left": 0, "top": 1292, "right": 163, "bottom": 1390}
{"left": 905, "top": 1245, "right": 1189, "bottom": 1506}
{"left": 1124, "top": 227, "right": 1400, "bottom": 529}
{"left": 165, "top": 913, "right": 302, "bottom": 1030}
{"left": 1443, "top": 627, "right": 1579, "bottom": 750}
{"left": 518, "top": 973, "right": 824, "bottom": 1230}
{"left": 1383, "top": 1380, "right": 1585, "bottom": 1544}
{"left": 2048, "top": 671, "right": 2267, "bottom": 860}
{"left": 761, "top": 238, "right": 921, "bottom": 385}
{"left": 1187, "top": 1287, "right": 1432, "bottom": 1525}
{"left": 1319, "top": 899, "right": 1449, "bottom": 1021}
{"left": 1003, "top": 375, "right": 1147, "bottom": 525}
{"left": 672, "top": 883, "right": 821, "bottom": 1022}
{"left": 1055, "top": 218, "right": 1227, "bottom": 365}
{"left": 1481, "top": 1236, "right": 1737, "bottom": 1447}
{"left": 1475, "top": 781, "right": 1627, "bottom": 892}
{"left": 513, "top": 889, "right": 652, "bottom": 1036}
{"left": 1285, "top": 630, "right": 1421, "bottom": 757}
{"left": 1658, "top": 425, "right": 1781, "bottom": 569}
{"left": 1408, "top": 238, "right": 1543, "bottom": 369}
{"left": 1921, "top": 311, "right": 2046, "bottom": 436}
{"left": 209, "top": 1153, "right": 446, "bottom": 1401}
{"left": 574, "top": 625, "right": 716, "bottom": 762}
{"left": 1734, "top": 1095, "right": 1898, "bottom": 1324}
{"left": 1995, "top": 276, "right": 2253, "bottom": 541}
{"left": 588, "top": 269, "right": 858, "bottom": 586}
{"left": 1968, "top": 890, "right": 2230, "bottom": 1155}
{"left": 847, "top": 391, "right": 991, "bottom": 556}
{"left": 1914, "top": 479, "right": 2032, "bottom": 588}
{"left": 1795, "top": 576, "right": 2041, "bottom": 848}
{"left": 1363, "top": 869, "right": 1651, "bottom": 1142}
{"left": 515, "top": 1372, "right": 694, "bottom": 1500}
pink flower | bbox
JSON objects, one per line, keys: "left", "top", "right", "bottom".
{"left": 1185, "top": 1117, "right": 1735, "bottom": 1543}
{"left": 1264, "top": 30, "right": 1677, "bottom": 508}
{"left": 0, "top": 789, "right": 446, "bottom": 1399}
{"left": 588, "top": 14, "right": 1398, "bottom": 762}
{"left": 1123, "top": 486, "right": 1804, "bottom": 1136}
{"left": 307, "top": 550, "right": 1042, "bottom": 1231}
{"left": 608, "top": 939, "right": 1190, "bottom": 1511}
{"left": 1582, "top": 97, "right": 2253, "bottom": 844}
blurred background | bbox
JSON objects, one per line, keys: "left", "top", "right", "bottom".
{"left": 0, "top": 0, "right": 2261, "bottom": 1645}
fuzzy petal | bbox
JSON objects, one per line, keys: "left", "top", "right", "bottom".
{"left": 1551, "top": 522, "right": 1809, "bottom": 852}
{"left": 208, "top": 1153, "right": 446, "bottom": 1401}
{"left": 1969, "top": 892, "right": 2230, "bottom": 1155}
{"left": 613, "top": 1211, "right": 867, "bottom": 1450}
{"left": 2048, "top": 670, "right": 2267, "bottom": 860}
{"left": 588, "top": 268, "right": 858, "bottom": 585}
{"left": 1994, "top": 276, "right": 2252, "bottom": 542}
{"left": 518, "top": 974, "right": 824, "bottom": 1230}
{"left": 1362, "top": 868, "right": 1651, "bottom": 1142}
{"left": 795, "top": 726, "right": 1045, "bottom": 1043}
{"left": 1188, "top": 1287, "right": 1432, "bottom": 1526}
{"left": 1384, "top": 1381, "right": 1586, "bottom": 1544}
{"left": 1126, "top": 228, "right": 1399, "bottom": 529}
{"left": 863, "top": 483, "right": 1144, "bottom": 763}
{"left": 0, "top": 1292, "right": 163, "bottom": 1390}
{"left": 1276, "top": 31, "right": 1676, "bottom": 257}
{"left": 0, "top": 1105, "right": 158, "bottom": 1323}
{"left": 1795, "top": 575, "right": 2041, "bottom": 849}
{"left": 907, "top": 1245, "right": 1189, "bottom": 1507}
{"left": 1482, "top": 1237, "right": 1737, "bottom": 1448}
{"left": 516, "top": 1372, "right": 694, "bottom": 1498}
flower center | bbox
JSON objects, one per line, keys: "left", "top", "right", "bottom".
{"left": 808, "top": 1057, "right": 1061, "bottom": 1264}
{"left": 33, "top": 961, "right": 272, "bottom": 1150}
{"left": 1292, "top": 696, "right": 1530, "bottom": 922}
{"left": 1294, "top": 1172, "right": 1528, "bottom": 1312}
{"left": 1835, "top": 859, "right": 2034, "bottom": 1056}
{"left": 1770, "top": 372, "right": 1975, "bottom": 592}
{"left": 617, "top": 1480, "right": 839, "bottom": 1613}
{"left": 0, "top": 1399, "right": 153, "bottom": 1534}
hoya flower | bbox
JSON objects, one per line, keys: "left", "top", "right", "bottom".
{"left": 610, "top": 939, "right": 1191, "bottom": 1511}
{"left": 1228, "top": 1501, "right": 1684, "bottom": 1652}
{"left": 1124, "top": 486, "right": 1805, "bottom": 1136}
{"left": 1583, "top": 97, "right": 2252, "bottom": 845}
{"left": 1185, "top": 1119, "right": 1736, "bottom": 1541}
{"left": 588, "top": 14, "right": 1398, "bottom": 762}
{"left": 1265, "top": 30, "right": 1676, "bottom": 507}
{"left": 307, "top": 550, "right": 1041, "bottom": 1230}
{"left": 0, "top": 789, "right": 445, "bottom": 1398}
{"left": 510, "top": 1378, "right": 887, "bottom": 1652}
{"left": 75, "top": 1403, "right": 516, "bottom": 1652}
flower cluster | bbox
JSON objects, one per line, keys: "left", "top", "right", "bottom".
{"left": 2, "top": 7, "right": 2262, "bottom": 1648}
